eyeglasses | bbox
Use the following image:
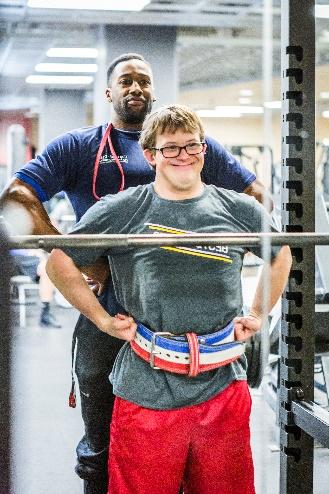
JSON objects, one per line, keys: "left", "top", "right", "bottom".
{"left": 151, "top": 142, "right": 206, "bottom": 158}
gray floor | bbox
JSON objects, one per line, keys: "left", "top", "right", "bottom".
{"left": 9, "top": 296, "right": 329, "bottom": 494}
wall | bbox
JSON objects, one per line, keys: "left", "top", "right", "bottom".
{"left": 179, "top": 65, "right": 329, "bottom": 184}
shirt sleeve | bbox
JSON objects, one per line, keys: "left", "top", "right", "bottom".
{"left": 246, "top": 199, "right": 281, "bottom": 260}
{"left": 15, "top": 132, "right": 80, "bottom": 202}
{"left": 63, "top": 196, "right": 114, "bottom": 267}
{"left": 202, "top": 136, "right": 256, "bottom": 192}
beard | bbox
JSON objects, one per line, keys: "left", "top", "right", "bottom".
{"left": 113, "top": 97, "right": 153, "bottom": 125}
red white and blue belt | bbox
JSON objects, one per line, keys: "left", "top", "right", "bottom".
{"left": 130, "top": 321, "right": 244, "bottom": 378}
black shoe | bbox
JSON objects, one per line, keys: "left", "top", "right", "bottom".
{"left": 76, "top": 466, "right": 108, "bottom": 494}
{"left": 40, "top": 312, "right": 61, "bottom": 328}
{"left": 83, "top": 478, "right": 108, "bottom": 494}
{"left": 40, "top": 303, "right": 61, "bottom": 328}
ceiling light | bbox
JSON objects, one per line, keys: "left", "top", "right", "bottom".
{"left": 197, "top": 110, "right": 242, "bottom": 118}
{"left": 28, "top": 0, "right": 150, "bottom": 11}
{"left": 215, "top": 105, "right": 264, "bottom": 114}
{"left": 322, "top": 111, "right": 329, "bottom": 119}
{"left": 0, "top": 96, "right": 40, "bottom": 111}
{"left": 239, "top": 89, "right": 253, "bottom": 97}
{"left": 35, "top": 63, "right": 98, "bottom": 73}
{"left": 315, "top": 5, "right": 329, "bottom": 18}
{"left": 264, "top": 100, "right": 281, "bottom": 109}
{"left": 320, "top": 92, "right": 329, "bottom": 99}
{"left": 239, "top": 97, "right": 251, "bottom": 105}
{"left": 26, "top": 75, "right": 94, "bottom": 85}
{"left": 197, "top": 106, "right": 265, "bottom": 118}
{"left": 47, "top": 48, "right": 98, "bottom": 58}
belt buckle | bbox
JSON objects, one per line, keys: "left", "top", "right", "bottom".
{"left": 150, "top": 331, "right": 173, "bottom": 369}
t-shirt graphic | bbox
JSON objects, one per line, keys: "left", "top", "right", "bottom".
{"left": 145, "top": 222, "right": 233, "bottom": 263}
{"left": 100, "top": 154, "right": 128, "bottom": 165}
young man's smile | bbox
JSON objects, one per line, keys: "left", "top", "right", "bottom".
{"left": 143, "top": 129, "right": 207, "bottom": 200}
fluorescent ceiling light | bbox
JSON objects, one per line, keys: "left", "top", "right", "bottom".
{"left": 320, "top": 92, "right": 329, "bottom": 99}
{"left": 35, "top": 63, "right": 98, "bottom": 73}
{"left": 197, "top": 110, "right": 242, "bottom": 118}
{"left": 264, "top": 100, "right": 281, "bottom": 109}
{"left": 315, "top": 5, "right": 329, "bottom": 18}
{"left": 322, "top": 111, "right": 329, "bottom": 118}
{"left": 239, "top": 89, "right": 253, "bottom": 97}
{"left": 197, "top": 106, "right": 264, "bottom": 118}
{"left": 47, "top": 48, "right": 98, "bottom": 58}
{"left": 26, "top": 75, "right": 93, "bottom": 85}
{"left": 28, "top": 0, "right": 150, "bottom": 11}
{"left": 239, "top": 97, "right": 251, "bottom": 105}
{"left": 0, "top": 96, "right": 39, "bottom": 111}
{"left": 215, "top": 105, "right": 264, "bottom": 114}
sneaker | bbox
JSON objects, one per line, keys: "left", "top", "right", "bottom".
{"left": 40, "top": 306, "right": 61, "bottom": 328}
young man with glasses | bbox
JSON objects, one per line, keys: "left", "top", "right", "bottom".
{"left": 0, "top": 53, "right": 273, "bottom": 494}
{"left": 46, "top": 104, "right": 291, "bottom": 494}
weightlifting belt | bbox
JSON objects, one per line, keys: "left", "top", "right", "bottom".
{"left": 130, "top": 321, "right": 244, "bottom": 377}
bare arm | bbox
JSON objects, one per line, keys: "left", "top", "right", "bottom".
{"left": 46, "top": 248, "right": 136, "bottom": 340}
{"left": 1, "top": 178, "right": 109, "bottom": 284}
{"left": 0, "top": 177, "right": 60, "bottom": 235}
{"left": 234, "top": 245, "right": 292, "bottom": 341}
{"left": 243, "top": 179, "right": 274, "bottom": 212}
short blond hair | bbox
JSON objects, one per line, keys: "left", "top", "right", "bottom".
{"left": 140, "top": 104, "right": 205, "bottom": 150}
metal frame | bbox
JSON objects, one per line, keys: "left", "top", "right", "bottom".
{"left": 291, "top": 400, "right": 329, "bottom": 449}
{"left": 280, "top": 1, "right": 316, "bottom": 492}
{"left": 0, "top": 227, "right": 12, "bottom": 494}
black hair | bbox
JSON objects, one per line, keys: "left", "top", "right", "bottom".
{"left": 106, "top": 53, "right": 150, "bottom": 84}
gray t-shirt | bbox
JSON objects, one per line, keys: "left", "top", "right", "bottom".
{"left": 66, "top": 183, "right": 278, "bottom": 409}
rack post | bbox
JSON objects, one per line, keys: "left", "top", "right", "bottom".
{"left": 280, "top": 1, "right": 315, "bottom": 492}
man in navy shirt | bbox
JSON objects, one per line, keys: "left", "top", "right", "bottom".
{"left": 0, "top": 53, "right": 272, "bottom": 494}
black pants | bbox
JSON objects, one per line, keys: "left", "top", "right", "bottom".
{"left": 74, "top": 313, "right": 124, "bottom": 494}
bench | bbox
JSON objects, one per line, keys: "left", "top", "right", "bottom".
{"left": 10, "top": 275, "right": 39, "bottom": 327}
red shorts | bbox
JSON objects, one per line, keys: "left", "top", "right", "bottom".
{"left": 109, "top": 380, "right": 254, "bottom": 494}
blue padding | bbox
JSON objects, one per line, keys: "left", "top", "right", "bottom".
{"left": 15, "top": 172, "right": 49, "bottom": 202}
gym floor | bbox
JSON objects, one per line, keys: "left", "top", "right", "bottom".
{"left": 9, "top": 294, "right": 329, "bottom": 494}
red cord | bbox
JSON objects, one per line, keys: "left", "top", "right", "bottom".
{"left": 92, "top": 123, "right": 125, "bottom": 200}
{"left": 107, "top": 131, "right": 125, "bottom": 192}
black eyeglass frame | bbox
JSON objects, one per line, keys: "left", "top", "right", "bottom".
{"left": 150, "top": 141, "right": 206, "bottom": 158}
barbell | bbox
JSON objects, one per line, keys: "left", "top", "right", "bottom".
{"left": 8, "top": 232, "right": 329, "bottom": 249}
{"left": 7, "top": 231, "right": 327, "bottom": 388}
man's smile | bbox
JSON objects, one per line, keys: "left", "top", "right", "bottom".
{"left": 127, "top": 97, "right": 145, "bottom": 107}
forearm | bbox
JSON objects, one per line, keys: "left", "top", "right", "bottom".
{"left": 0, "top": 178, "right": 59, "bottom": 235}
{"left": 47, "top": 249, "right": 136, "bottom": 341}
{"left": 250, "top": 245, "right": 292, "bottom": 320}
{"left": 46, "top": 249, "right": 111, "bottom": 331}
{"left": 244, "top": 179, "right": 274, "bottom": 212}
{"left": 80, "top": 257, "right": 110, "bottom": 285}
{"left": 234, "top": 246, "right": 291, "bottom": 341}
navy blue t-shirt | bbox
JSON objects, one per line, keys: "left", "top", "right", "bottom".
{"left": 16, "top": 123, "right": 255, "bottom": 222}
{"left": 15, "top": 123, "right": 256, "bottom": 317}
